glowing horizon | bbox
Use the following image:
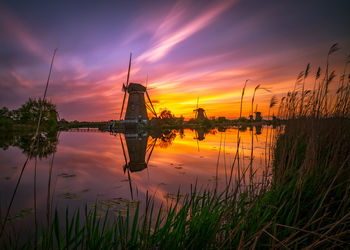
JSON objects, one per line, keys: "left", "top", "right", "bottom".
{"left": 0, "top": 0, "right": 349, "bottom": 121}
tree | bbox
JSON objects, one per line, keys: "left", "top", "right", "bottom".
{"left": 17, "top": 98, "right": 58, "bottom": 129}
{"left": 159, "top": 110, "right": 174, "bottom": 120}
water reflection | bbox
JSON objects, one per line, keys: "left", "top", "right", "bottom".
{"left": 120, "top": 130, "right": 178, "bottom": 173}
{"left": 0, "top": 130, "right": 58, "bottom": 159}
{"left": 122, "top": 133, "right": 150, "bottom": 172}
{"left": 0, "top": 127, "right": 275, "bottom": 236}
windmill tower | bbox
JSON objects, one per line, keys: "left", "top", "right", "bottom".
{"left": 119, "top": 53, "right": 157, "bottom": 126}
{"left": 193, "top": 97, "right": 207, "bottom": 120}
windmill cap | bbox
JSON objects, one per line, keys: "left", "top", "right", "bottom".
{"left": 194, "top": 108, "right": 205, "bottom": 111}
{"left": 128, "top": 83, "right": 146, "bottom": 93}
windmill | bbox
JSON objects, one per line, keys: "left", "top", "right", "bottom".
{"left": 193, "top": 97, "right": 207, "bottom": 120}
{"left": 119, "top": 133, "right": 157, "bottom": 199}
{"left": 119, "top": 53, "right": 157, "bottom": 126}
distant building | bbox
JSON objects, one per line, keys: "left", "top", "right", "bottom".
{"left": 218, "top": 117, "right": 226, "bottom": 123}
{"left": 255, "top": 112, "right": 262, "bottom": 122}
{"left": 194, "top": 108, "right": 207, "bottom": 120}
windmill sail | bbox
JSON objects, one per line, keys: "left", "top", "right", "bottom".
{"left": 120, "top": 53, "right": 132, "bottom": 120}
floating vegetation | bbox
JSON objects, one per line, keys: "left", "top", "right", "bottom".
{"left": 4, "top": 177, "right": 10, "bottom": 180}
{"left": 58, "top": 173, "right": 76, "bottom": 178}
{"left": 80, "top": 189, "right": 91, "bottom": 193}
{"left": 164, "top": 193, "right": 184, "bottom": 200}
{"left": 208, "top": 176, "right": 219, "bottom": 182}
{"left": 60, "top": 192, "right": 83, "bottom": 200}
{"left": 91, "top": 198, "right": 140, "bottom": 218}
{"left": 174, "top": 166, "right": 182, "bottom": 169}
{"left": 7, "top": 208, "right": 33, "bottom": 222}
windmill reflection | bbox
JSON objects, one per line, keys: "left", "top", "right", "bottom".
{"left": 194, "top": 129, "right": 206, "bottom": 141}
{"left": 118, "top": 130, "right": 178, "bottom": 199}
{"left": 193, "top": 127, "right": 211, "bottom": 152}
{"left": 121, "top": 133, "right": 156, "bottom": 173}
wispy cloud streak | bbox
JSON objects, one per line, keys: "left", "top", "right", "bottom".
{"left": 0, "top": 4, "right": 50, "bottom": 62}
{"left": 137, "top": 0, "right": 236, "bottom": 63}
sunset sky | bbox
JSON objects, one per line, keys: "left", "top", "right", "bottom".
{"left": 1, "top": 0, "right": 349, "bottom": 120}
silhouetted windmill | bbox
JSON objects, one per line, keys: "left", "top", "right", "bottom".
{"left": 119, "top": 53, "right": 157, "bottom": 126}
{"left": 193, "top": 97, "right": 207, "bottom": 120}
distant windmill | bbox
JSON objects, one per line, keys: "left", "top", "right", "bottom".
{"left": 193, "top": 97, "right": 207, "bottom": 120}
{"left": 119, "top": 53, "right": 157, "bottom": 125}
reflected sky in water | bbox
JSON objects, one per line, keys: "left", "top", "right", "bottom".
{"left": 0, "top": 127, "right": 275, "bottom": 230}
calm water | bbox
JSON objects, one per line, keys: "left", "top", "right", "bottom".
{"left": 0, "top": 126, "right": 275, "bottom": 235}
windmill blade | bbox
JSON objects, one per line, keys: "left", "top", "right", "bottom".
{"left": 119, "top": 53, "right": 132, "bottom": 120}
{"left": 119, "top": 133, "right": 128, "bottom": 168}
{"left": 146, "top": 138, "right": 156, "bottom": 151}
{"left": 146, "top": 104, "right": 157, "bottom": 117}
{"left": 196, "top": 97, "right": 199, "bottom": 109}
{"left": 119, "top": 134, "right": 134, "bottom": 199}
{"left": 146, "top": 138, "right": 157, "bottom": 165}
{"left": 146, "top": 90, "right": 158, "bottom": 118}
{"left": 126, "top": 168, "right": 134, "bottom": 200}
{"left": 126, "top": 53, "right": 132, "bottom": 88}
{"left": 119, "top": 87, "right": 127, "bottom": 120}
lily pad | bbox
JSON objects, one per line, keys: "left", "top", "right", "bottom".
{"left": 60, "top": 192, "right": 83, "bottom": 200}
{"left": 58, "top": 173, "right": 76, "bottom": 178}
{"left": 91, "top": 197, "right": 140, "bottom": 218}
{"left": 164, "top": 193, "right": 184, "bottom": 200}
{"left": 8, "top": 208, "right": 34, "bottom": 222}
{"left": 208, "top": 176, "right": 219, "bottom": 182}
